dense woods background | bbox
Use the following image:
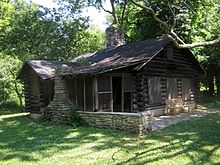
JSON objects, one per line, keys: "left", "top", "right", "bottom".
{"left": 0, "top": 0, "right": 219, "bottom": 109}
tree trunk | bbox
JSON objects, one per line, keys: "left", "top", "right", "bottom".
{"left": 208, "top": 74, "right": 215, "bottom": 96}
{"left": 14, "top": 80, "right": 24, "bottom": 112}
{"left": 10, "top": 70, "right": 24, "bottom": 112}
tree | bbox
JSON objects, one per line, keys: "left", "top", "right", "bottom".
{"left": 0, "top": 0, "right": 13, "bottom": 26}
{"left": 90, "top": 0, "right": 220, "bottom": 48}
{"left": 90, "top": 0, "right": 220, "bottom": 95}
{"left": 0, "top": 0, "right": 91, "bottom": 60}
{"left": 0, "top": 0, "right": 105, "bottom": 105}
{"left": 0, "top": 53, "right": 23, "bottom": 111}
{"left": 129, "top": 0, "right": 220, "bottom": 48}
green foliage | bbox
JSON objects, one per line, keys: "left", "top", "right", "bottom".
{"left": 198, "top": 96, "right": 220, "bottom": 109}
{"left": 69, "top": 108, "right": 86, "bottom": 126}
{"left": 0, "top": 53, "right": 23, "bottom": 104}
{"left": 75, "top": 26, "right": 105, "bottom": 54}
{"left": 0, "top": 0, "right": 105, "bottom": 104}
{"left": 0, "top": 0, "right": 13, "bottom": 26}
{"left": 40, "top": 107, "right": 53, "bottom": 121}
{"left": 122, "top": 2, "right": 163, "bottom": 42}
{"left": 0, "top": 0, "right": 105, "bottom": 61}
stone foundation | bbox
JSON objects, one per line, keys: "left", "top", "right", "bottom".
{"left": 79, "top": 111, "right": 152, "bottom": 135}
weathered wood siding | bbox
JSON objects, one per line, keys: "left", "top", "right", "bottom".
{"left": 133, "top": 45, "right": 201, "bottom": 112}
{"left": 22, "top": 70, "right": 31, "bottom": 112}
{"left": 20, "top": 65, "right": 54, "bottom": 113}
{"left": 29, "top": 69, "right": 41, "bottom": 113}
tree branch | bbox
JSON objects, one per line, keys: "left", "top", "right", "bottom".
{"left": 131, "top": 0, "right": 220, "bottom": 48}
{"left": 100, "top": 3, "right": 113, "bottom": 15}
{"left": 110, "top": 0, "right": 118, "bottom": 24}
{"left": 130, "top": 0, "right": 170, "bottom": 33}
{"left": 170, "top": 30, "right": 185, "bottom": 44}
{"left": 167, "top": 35, "right": 220, "bottom": 48}
{"left": 120, "top": 0, "right": 127, "bottom": 26}
{"left": 167, "top": 1, "right": 176, "bottom": 29}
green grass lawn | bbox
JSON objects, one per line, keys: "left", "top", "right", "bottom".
{"left": 198, "top": 96, "right": 220, "bottom": 109}
{"left": 1, "top": 105, "right": 220, "bottom": 164}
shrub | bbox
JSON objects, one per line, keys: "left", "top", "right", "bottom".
{"left": 69, "top": 108, "right": 86, "bottom": 127}
{"left": 41, "top": 107, "right": 53, "bottom": 121}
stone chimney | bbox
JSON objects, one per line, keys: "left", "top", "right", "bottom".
{"left": 48, "top": 64, "right": 73, "bottom": 123}
{"left": 105, "top": 25, "right": 125, "bottom": 49}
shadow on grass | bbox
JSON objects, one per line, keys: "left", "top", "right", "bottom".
{"left": 0, "top": 113, "right": 133, "bottom": 163}
{"left": 0, "top": 102, "right": 23, "bottom": 115}
{"left": 0, "top": 112, "right": 220, "bottom": 164}
{"left": 199, "top": 96, "right": 220, "bottom": 109}
{"left": 115, "top": 113, "right": 220, "bottom": 164}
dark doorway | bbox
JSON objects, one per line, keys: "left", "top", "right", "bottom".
{"left": 112, "top": 76, "right": 122, "bottom": 112}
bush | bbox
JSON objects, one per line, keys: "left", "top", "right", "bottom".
{"left": 41, "top": 107, "right": 53, "bottom": 121}
{"left": 69, "top": 108, "right": 86, "bottom": 127}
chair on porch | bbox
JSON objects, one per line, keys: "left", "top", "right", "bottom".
{"left": 165, "top": 98, "right": 184, "bottom": 115}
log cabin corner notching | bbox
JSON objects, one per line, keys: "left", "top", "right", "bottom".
{"left": 17, "top": 37, "right": 204, "bottom": 134}
{"left": 17, "top": 61, "right": 75, "bottom": 114}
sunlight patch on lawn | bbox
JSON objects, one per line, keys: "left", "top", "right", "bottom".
{"left": 0, "top": 113, "right": 29, "bottom": 119}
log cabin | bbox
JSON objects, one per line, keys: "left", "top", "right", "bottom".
{"left": 18, "top": 37, "right": 203, "bottom": 116}
{"left": 59, "top": 36, "right": 204, "bottom": 116}
{"left": 17, "top": 27, "right": 204, "bottom": 133}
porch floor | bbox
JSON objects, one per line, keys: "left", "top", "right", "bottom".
{"left": 152, "top": 108, "right": 220, "bottom": 131}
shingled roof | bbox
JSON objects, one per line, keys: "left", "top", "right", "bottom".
{"left": 62, "top": 37, "right": 170, "bottom": 76}
{"left": 17, "top": 60, "right": 75, "bottom": 80}
{"left": 18, "top": 36, "right": 203, "bottom": 79}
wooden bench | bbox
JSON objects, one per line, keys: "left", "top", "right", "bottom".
{"left": 165, "top": 98, "right": 184, "bottom": 115}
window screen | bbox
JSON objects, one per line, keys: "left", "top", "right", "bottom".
{"left": 85, "top": 78, "right": 93, "bottom": 111}
{"left": 148, "top": 77, "right": 161, "bottom": 104}
{"left": 66, "top": 79, "right": 76, "bottom": 106}
{"left": 98, "top": 93, "right": 112, "bottom": 111}
{"left": 76, "top": 78, "right": 84, "bottom": 110}
{"left": 124, "top": 92, "right": 131, "bottom": 112}
{"left": 97, "top": 75, "right": 111, "bottom": 92}
{"left": 97, "top": 75, "right": 112, "bottom": 111}
{"left": 124, "top": 75, "right": 132, "bottom": 92}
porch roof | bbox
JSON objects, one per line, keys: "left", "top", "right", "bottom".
{"left": 17, "top": 60, "right": 76, "bottom": 80}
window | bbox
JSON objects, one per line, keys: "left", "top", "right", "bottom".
{"left": 85, "top": 78, "right": 93, "bottom": 111}
{"left": 124, "top": 75, "right": 132, "bottom": 112}
{"left": 76, "top": 78, "right": 84, "bottom": 110}
{"left": 66, "top": 79, "right": 76, "bottom": 106}
{"left": 97, "top": 75, "right": 112, "bottom": 111}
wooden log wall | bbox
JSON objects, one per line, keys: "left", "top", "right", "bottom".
{"left": 39, "top": 81, "right": 44, "bottom": 108}
{"left": 133, "top": 44, "right": 201, "bottom": 111}
{"left": 160, "top": 77, "right": 167, "bottom": 104}
{"left": 177, "top": 78, "right": 182, "bottom": 98}
{"left": 21, "top": 67, "right": 44, "bottom": 114}
{"left": 29, "top": 70, "right": 41, "bottom": 113}
{"left": 23, "top": 72, "right": 31, "bottom": 112}
{"left": 132, "top": 72, "right": 144, "bottom": 112}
